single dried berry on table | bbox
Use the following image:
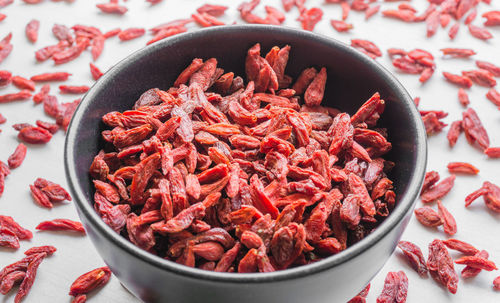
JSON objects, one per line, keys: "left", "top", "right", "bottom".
{"left": 36, "top": 219, "right": 85, "bottom": 234}
{"left": 69, "top": 267, "right": 111, "bottom": 296}
{"left": 397, "top": 241, "right": 428, "bottom": 276}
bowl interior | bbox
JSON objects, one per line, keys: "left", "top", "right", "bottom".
{"left": 65, "top": 25, "right": 426, "bottom": 281}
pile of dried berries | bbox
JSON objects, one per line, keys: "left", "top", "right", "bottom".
{"left": 0, "top": 0, "right": 499, "bottom": 301}
{"left": 89, "top": 43, "right": 396, "bottom": 273}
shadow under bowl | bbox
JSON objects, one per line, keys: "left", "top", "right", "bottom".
{"left": 65, "top": 25, "right": 427, "bottom": 303}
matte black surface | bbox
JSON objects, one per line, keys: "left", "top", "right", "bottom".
{"left": 64, "top": 25, "right": 427, "bottom": 303}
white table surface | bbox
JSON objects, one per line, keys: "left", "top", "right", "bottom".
{"left": 0, "top": 0, "right": 499, "bottom": 302}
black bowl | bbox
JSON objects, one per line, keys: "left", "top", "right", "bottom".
{"left": 65, "top": 25, "right": 427, "bottom": 303}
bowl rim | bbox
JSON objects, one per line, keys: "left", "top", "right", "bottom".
{"left": 64, "top": 24, "right": 427, "bottom": 284}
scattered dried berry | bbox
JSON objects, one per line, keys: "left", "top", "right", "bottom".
{"left": 376, "top": 271, "right": 408, "bottom": 303}
{"left": 421, "top": 175, "right": 456, "bottom": 203}
{"left": 397, "top": 241, "right": 428, "bottom": 275}
{"left": 414, "top": 207, "right": 443, "bottom": 227}
{"left": 443, "top": 239, "right": 479, "bottom": 256}
{"left": 427, "top": 239, "right": 458, "bottom": 294}
{"left": 36, "top": 219, "right": 85, "bottom": 234}
{"left": 8, "top": 143, "right": 27, "bottom": 169}
{"left": 69, "top": 267, "right": 111, "bottom": 296}
{"left": 447, "top": 162, "right": 479, "bottom": 175}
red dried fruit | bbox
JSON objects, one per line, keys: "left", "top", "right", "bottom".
{"left": 458, "top": 88, "right": 469, "bottom": 107}
{"left": 443, "top": 239, "right": 479, "bottom": 256}
{"left": 442, "top": 72, "right": 472, "bottom": 88}
{"left": 476, "top": 60, "right": 500, "bottom": 77}
{"left": 30, "top": 185, "right": 52, "bottom": 208}
{"left": 465, "top": 181, "right": 500, "bottom": 212}
{"left": 118, "top": 28, "right": 146, "bottom": 41}
{"left": 36, "top": 219, "right": 85, "bottom": 234}
{"left": 14, "top": 252, "right": 47, "bottom": 303}
{"left": 24, "top": 245, "right": 57, "bottom": 256}
{"left": 447, "top": 121, "right": 463, "bottom": 147}
{"left": 0, "top": 32, "right": 13, "bottom": 64}
{"left": 462, "top": 108, "right": 489, "bottom": 150}
{"left": 52, "top": 24, "right": 73, "bottom": 43}
{"left": 36, "top": 120, "right": 59, "bottom": 134}
{"left": 12, "top": 76, "right": 36, "bottom": 91}
{"left": 376, "top": 271, "right": 408, "bottom": 303}
{"left": 0, "top": 227, "right": 19, "bottom": 249}
{"left": 436, "top": 200, "right": 456, "bottom": 235}
{"left": 382, "top": 9, "right": 416, "bottom": 22}
{"left": 485, "top": 147, "right": 500, "bottom": 158}
{"left": 18, "top": 126, "right": 53, "bottom": 144}
{"left": 462, "top": 70, "right": 497, "bottom": 87}
{"left": 461, "top": 250, "right": 489, "bottom": 278}
{"left": 421, "top": 175, "right": 456, "bottom": 203}
{"left": 52, "top": 38, "right": 89, "bottom": 65}
{"left": 197, "top": 4, "right": 228, "bottom": 16}
{"left": 351, "top": 39, "right": 382, "bottom": 58}
{"left": 7, "top": 143, "right": 27, "bottom": 169}
{"left": 0, "top": 271, "right": 25, "bottom": 295}
{"left": 96, "top": 3, "right": 127, "bottom": 14}
{"left": 31, "top": 72, "right": 71, "bottom": 82}
{"left": 0, "top": 70, "right": 12, "bottom": 86}
{"left": 427, "top": 239, "right": 458, "bottom": 294}
{"left": 468, "top": 24, "right": 493, "bottom": 40}
{"left": 440, "top": 48, "right": 476, "bottom": 58}
{"left": 447, "top": 162, "right": 479, "bottom": 175}
{"left": 397, "top": 241, "right": 428, "bottom": 275}
{"left": 414, "top": 207, "right": 443, "bottom": 227}
{"left": 365, "top": 5, "right": 380, "bottom": 20}
{"left": 25, "top": 19, "right": 39, "bottom": 43}
{"left": 422, "top": 112, "right": 447, "bottom": 135}
{"left": 298, "top": 7, "right": 323, "bottom": 31}
{"left": 69, "top": 267, "right": 112, "bottom": 296}
{"left": 483, "top": 11, "right": 500, "bottom": 26}
{"left": 59, "top": 85, "right": 90, "bottom": 94}
{"left": 448, "top": 23, "right": 460, "bottom": 39}
{"left": 455, "top": 256, "right": 498, "bottom": 271}
{"left": 426, "top": 10, "right": 440, "bottom": 37}
{"left": 486, "top": 88, "right": 500, "bottom": 107}
{"left": 32, "top": 84, "right": 50, "bottom": 104}
{"left": 330, "top": 20, "right": 353, "bottom": 32}
{"left": 89, "top": 63, "right": 103, "bottom": 80}
{"left": 0, "top": 216, "right": 32, "bottom": 240}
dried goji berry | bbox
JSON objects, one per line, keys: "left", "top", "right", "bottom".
{"left": 427, "top": 239, "right": 458, "bottom": 294}
{"left": 69, "top": 267, "right": 112, "bottom": 296}
{"left": 31, "top": 72, "right": 71, "bottom": 82}
{"left": 455, "top": 256, "right": 497, "bottom": 271}
{"left": 443, "top": 239, "right": 479, "bottom": 256}
{"left": 59, "top": 85, "right": 90, "bottom": 94}
{"left": 96, "top": 3, "right": 127, "bottom": 14}
{"left": 24, "top": 19, "right": 40, "bottom": 44}
{"left": 447, "top": 162, "right": 479, "bottom": 175}
{"left": 468, "top": 24, "right": 493, "bottom": 40}
{"left": 397, "top": 241, "right": 428, "bottom": 276}
{"left": 7, "top": 143, "right": 27, "bottom": 169}
{"left": 421, "top": 175, "right": 455, "bottom": 203}
{"left": 118, "top": 28, "right": 145, "bottom": 41}
{"left": 12, "top": 76, "right": 35, "bottom": 91}
{"left": 36, "top": 219, "right": 85, "bottom": 234}
{"left": 414, "top": 207, "right": 442, "bottom": 227}
{"left": 376, "top": 271, "right": 408, "bottom": 303}
{"left": 14, "top": 252, "right": 47, "bottom": 303}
